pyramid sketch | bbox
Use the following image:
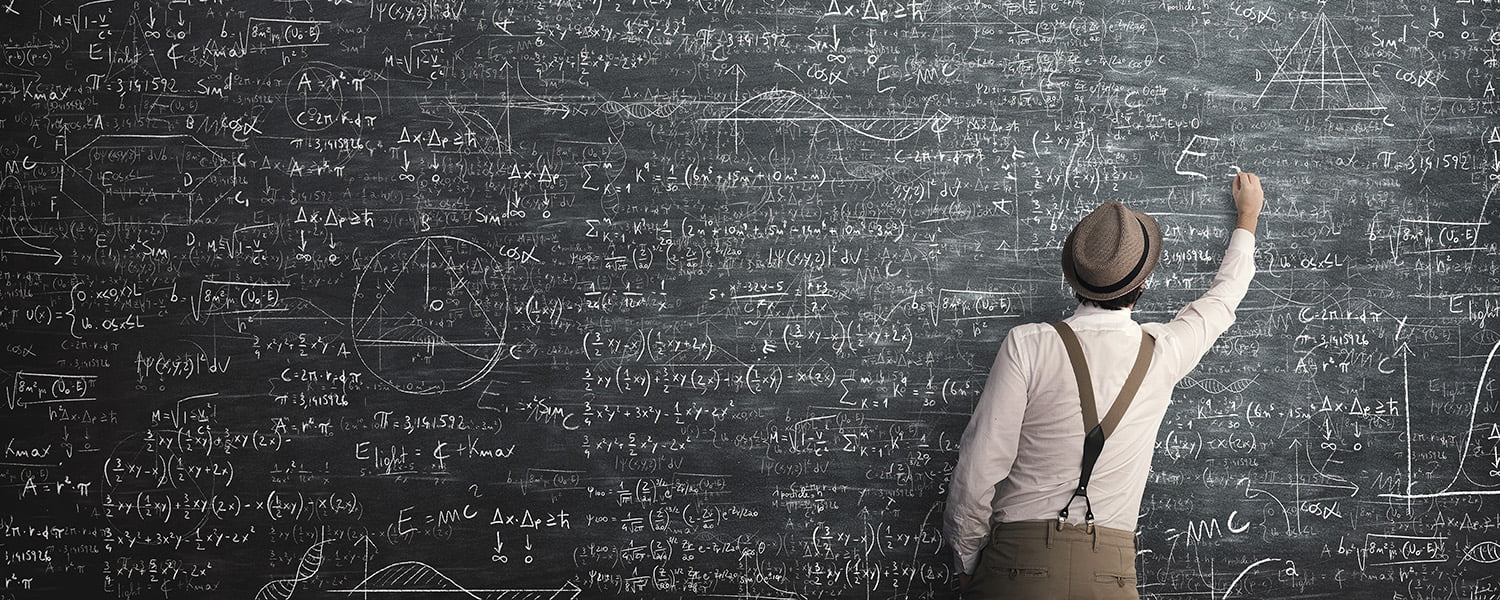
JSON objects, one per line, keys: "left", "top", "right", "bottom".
{"left": 351, "top": 236, "right": 508, "bottom": 395}
{"left": 1255, "top": 12, "right": 1384, "bottom": 112}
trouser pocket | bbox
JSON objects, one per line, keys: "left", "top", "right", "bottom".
{"left": 971, "top": 537, "right": 1053, "bottom": 596}
{"left": 1095, "top": 571, "right": 1137, "bottom": 587}
{"left": 1007, "top": 567, "right": 1048, "bottom": 580}
{"left": 972, "top": 564, "right": 1051, "bottom": 598}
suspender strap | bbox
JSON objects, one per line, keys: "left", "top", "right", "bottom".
{"left": 1051, "top": 322, "right": 1098, "bottom": 431}
{"left": 1047, "top": 321, "right": 1155, "bottom": 530}
{"left": 1103, "top": 329, "right": 1155, "bottom": 439}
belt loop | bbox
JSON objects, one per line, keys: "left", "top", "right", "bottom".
{"left": 1046, "top": 522, "right": 1054, "bottom": 549}
{"left": 1091, "top": 527, "right": 1099, "bottom": 552}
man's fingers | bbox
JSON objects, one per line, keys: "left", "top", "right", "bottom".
{"left": 1237, "top": 172, "right": 1259, "bottom": 190}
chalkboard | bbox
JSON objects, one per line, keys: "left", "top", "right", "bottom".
{"left": 1, "top": 0, "right": 1497, "bottom": 597}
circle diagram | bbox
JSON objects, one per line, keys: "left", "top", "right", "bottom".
{"left": 351, "top": 236, "right": 509, "bottom": 395}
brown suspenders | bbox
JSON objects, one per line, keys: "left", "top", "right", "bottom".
{"left": 1047, "top": 321, "right": 1155, "bottom": 532}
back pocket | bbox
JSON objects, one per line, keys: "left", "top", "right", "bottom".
{"left": 1007, "top": 567, "right": 1048, "bottom": 580}
{"left": 1095, "top": 572, "right": 1137, "bottom": 587}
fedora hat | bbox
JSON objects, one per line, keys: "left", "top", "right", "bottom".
{"left": 1062, "top": 201, "right": 1163, "bottom": 301}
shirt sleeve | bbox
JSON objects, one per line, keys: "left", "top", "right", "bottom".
{"left": 1151, "top": 227, "right": 1257, "bottom": 380}
{"left": 944, "top": 327, "right": 1031, "bottom": 575}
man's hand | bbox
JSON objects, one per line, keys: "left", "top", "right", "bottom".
{"left": 1232, "top": 172, "right": 1263, "bottom": 233}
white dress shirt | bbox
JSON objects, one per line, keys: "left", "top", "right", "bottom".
{"left": 944, "top": 228, "right": 1256, "bottom": 574}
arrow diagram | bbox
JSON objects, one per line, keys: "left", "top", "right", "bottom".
{"left": 355, "top": 535, "right": 378, "bottom": 600}
{"left": 1, "top": 247, "right": 63, "bottom": 264}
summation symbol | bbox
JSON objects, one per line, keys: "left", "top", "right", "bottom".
{"left": 1255, "top": 12, "right": 1384, "bottom": 113}
{"left": 352, "top": 236, "right": 509, "bottom": 395}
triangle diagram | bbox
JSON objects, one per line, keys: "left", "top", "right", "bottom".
{"left": 1255, "top": 12, "right": 1384, "bottom": 112}
{"left": 351, "top": 237, "right": 507, "bottom": 394}
{"left": 353, "top": 237, "right": 439, "bottom": 340}
{"left": 355, "top": 238, "right": 504, "bottom": 347}
{"left": 432, "top": 239, "right": 508, "bottom": 354}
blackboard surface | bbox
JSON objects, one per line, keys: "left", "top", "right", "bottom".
{"left": 2, "top": 0, "right": 1498, "bottom": 597}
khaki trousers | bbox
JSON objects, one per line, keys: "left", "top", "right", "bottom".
{"left": 965, "top": 521, "right": 1139, "bottom": 600}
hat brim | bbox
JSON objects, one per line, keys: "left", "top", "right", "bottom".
{"left": 1062, "top": 209, "right": 1162, "bottom": 301}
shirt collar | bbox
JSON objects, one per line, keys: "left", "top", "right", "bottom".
{"left": 1070, "top": 303, "right": 1135, "bottom": 323}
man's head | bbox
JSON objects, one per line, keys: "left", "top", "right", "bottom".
{"left": 1062, "top": 201, "right": 1162, "bottom": 310}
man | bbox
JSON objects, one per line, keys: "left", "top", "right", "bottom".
{"left": 944, "top": 173, "right": 1264, "bottom": 598}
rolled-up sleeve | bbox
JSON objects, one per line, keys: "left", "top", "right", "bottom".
{"left": 944, "top": 327, "right": 1030, "bottom": 574}
{"left": 1152, "top": 227, "right": 1257, "bottom": 380}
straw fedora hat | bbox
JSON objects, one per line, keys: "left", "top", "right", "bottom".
{"left": 1062, "top": 201, "right": 1163, "bottom": 301}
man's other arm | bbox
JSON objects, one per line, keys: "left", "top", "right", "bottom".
{"left": 944, "top": 327, "right": 1030, "bottom": 576}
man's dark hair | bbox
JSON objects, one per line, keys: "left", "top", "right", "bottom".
{"left": 1075, "top": 286, "right": 1143, "bottom": 310}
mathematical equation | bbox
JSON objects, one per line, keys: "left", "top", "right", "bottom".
{"left": 2, "top": 0, "right": 1498, "bottom": 597}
